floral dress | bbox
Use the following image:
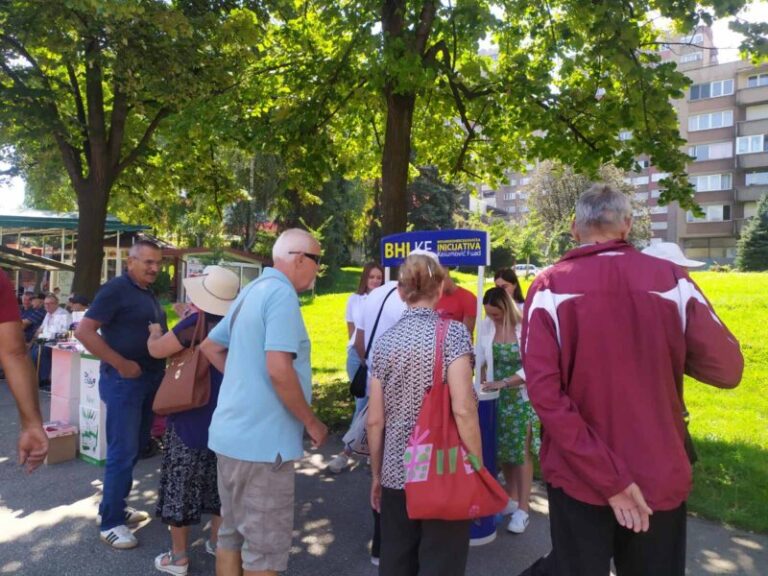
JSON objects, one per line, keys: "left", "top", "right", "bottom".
{"left": 494, "top": 341, "right": 541, "bottom": 465}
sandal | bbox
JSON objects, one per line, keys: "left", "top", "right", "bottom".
{"left": 154, "top": 550, "right": 189, "bottom": 576}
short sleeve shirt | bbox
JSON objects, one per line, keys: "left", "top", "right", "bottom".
{"left": 0, "top": 271, "right": 21, "bottom": 324}
{"left": 370, "top": 308, "right": 474, "bottom": 489}
{"left": 345, "top": 293, "right": 365, "bottom": 348}
{"left": 436, "top": 286, "right": 477, "bottom": 323}
{"left": 85, "top": 273, "right": 167, "bottom": 374}
{"left": 356, "top": 281, "right": 407, "bottom": 352}
{"left": 207, "top": 267, "right": 311, "bottom": 462}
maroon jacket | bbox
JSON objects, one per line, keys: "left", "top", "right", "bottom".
{"left": 521, "top": 240, "right": 743, "bottom": 510}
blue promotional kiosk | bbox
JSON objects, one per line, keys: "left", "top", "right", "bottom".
{"left": 381, "top": 230, "right": 499, "bottom": 546}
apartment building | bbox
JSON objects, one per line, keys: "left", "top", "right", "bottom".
{"left": 476, "top": 26, "right": 768, "bottom": 264}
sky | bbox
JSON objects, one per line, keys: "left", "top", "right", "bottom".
{"left": 0, "top": 2, "right": 764, "bottom": 213}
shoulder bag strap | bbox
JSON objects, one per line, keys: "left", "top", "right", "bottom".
{"left": 188, "top": 311, "right": 207, "bottom": 350}
{"left": 229, "top": 275, "right": 277, "bottom": 332}
{"left": 364, "top": 286, "right": 398, "bottom": 360}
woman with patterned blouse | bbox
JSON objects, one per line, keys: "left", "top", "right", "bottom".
{"left": 477, "top": 286, "right": 540, "bottom": 534}
{"left": 367, "top": 251, "right": 482, "bottom": 576}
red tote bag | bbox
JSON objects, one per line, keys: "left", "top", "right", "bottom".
{"left": 404, "top": 319, "right": 509, "bottom": 521}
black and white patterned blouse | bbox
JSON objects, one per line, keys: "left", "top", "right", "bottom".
{"left": 370, "top": 307, "right": 474, "bottom": 490}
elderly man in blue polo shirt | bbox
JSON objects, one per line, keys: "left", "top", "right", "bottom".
{"left": 201, "top": 228, "right": 328, "bottom": 576}
{"left": 75, "top": 239, "right": 168, "bottom": 549}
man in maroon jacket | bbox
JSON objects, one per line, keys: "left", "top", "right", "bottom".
{"left": 519, "top": 184, "right": 743, "bottom": 576}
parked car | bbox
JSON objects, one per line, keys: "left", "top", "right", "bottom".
{"left": 514, "top": 263, "right": 540, "bottom": 277}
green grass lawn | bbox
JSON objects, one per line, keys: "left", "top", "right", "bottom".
{"left": 303, "top": 268, "right": 768, "bottom": 533}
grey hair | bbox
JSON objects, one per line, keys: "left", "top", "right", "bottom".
{"left": 129, "top": 239, "right": 160, "bottom": 257}
{"left": 574, "top": 183, "right": 632, "bottom": 233}
{"left": 272, "top": 228, "right": 318, "bottom": 261}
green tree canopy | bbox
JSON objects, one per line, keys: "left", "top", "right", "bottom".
{"left": 736, "top": 193, "right": 768, "bottom": 271}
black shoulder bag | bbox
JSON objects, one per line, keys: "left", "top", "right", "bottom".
{"left": 349, "top": 286, "right": 398, "bottom": 398}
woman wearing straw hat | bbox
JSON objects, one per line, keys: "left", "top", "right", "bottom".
{"left": 147, "top": 265, "right": 240, "bottom": 576}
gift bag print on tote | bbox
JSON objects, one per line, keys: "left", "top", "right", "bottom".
{"left": 404, "top": 318, "right": 509, "bottom": 521}
{"left": 403, "top": 426, "right": 432, "bottom": 483}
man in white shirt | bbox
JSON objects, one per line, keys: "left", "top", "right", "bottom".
{"left": 37, "top": 294, "right": 72, "bottom": 339}
{"left": 354, "top": 280, "right": 407, "bottom": 362}
{"left": 30, "top": 293, "right": 71, "bottom": 390}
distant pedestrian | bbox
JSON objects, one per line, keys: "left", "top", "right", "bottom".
{"left": 367, "top": 251, "right": 482, "bottom": 576}
{"left": 493, "top": 268, "right": 525, "bottom": 310}
{"left": 518, "top": 184, "right": 744, "bottom": 576}
{"left": 201, "top": 229, "right": 328, "bottom": 576}
{"left": 327, "top": 262, "right": 384, "bottom": 474}
{"left": 76, "top": 239, "right": 168, "bottom": 549}
{"left": 148, "top": 265, "right": 240, "bottom": 576}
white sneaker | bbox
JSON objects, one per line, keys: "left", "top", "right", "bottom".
{"left": 100, "top": 524, "right": 138, "bottom": 549}
{"left": 97, "top": 507, "right": 149, "bottom": 526}
{"left": 501, "top": 499, "right": 519, "bottom": 516}
{"left": 327, "top": 453, "right": 351, "bottom": 474}
{"left": 507, "top": 509, "right": 530, "bottom": 534}
{"left": 124, "top": 507, "right": 149, "bottom": 525}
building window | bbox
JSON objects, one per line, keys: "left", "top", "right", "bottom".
{"left": 619, "top": 130, "right": 633, "bottom": 141}
{"left": 652, "top": 172, "right": 669, "bottom": 182}
{"left": 651, "top": 221, "right": 668, "bottom": 230}
{"left": 688, "top": 141, "right": 733, "bottom": 161}
{"left": 632, "top": 176, "right": 650, "bottom": 186}
{"left": 680, "top": 52, "right": 703, "bottom": 63}
{"left": 680, "top": 33, "right": 704, "bottom": 44}
{"left": 686, "top": 204, "right": 731, "bottom": 223}
{"left": 688, "top": 110, "right": 733, "bottom": 132}
{"left": 651, "top": 189, "right": 663, "bottom": 198}
{"left": 746, "top": 171, "right": 768, "bottom": 186}
{"left": 690, "top": 79, "right": 734, "bottom": 101}
{"left": 634, "top": 192, "right": 648, "bottom": 201}
{"left": 692, "top": 173, "right": 732, "bottom": 192}
{"left": 636, "top": 159, "right": 650, "bottom": 169}
{"left": 651, "top": 205, "right": 669, "bottom": 215}
{"left": 503, "top": 192, "right": 515, "bottom": 200}
{"left": 746, "top": 104, "right": 768, "bottom": 121}
{"left": 508, "top": 178, "right": 517, "bottom": 186}
{"left": 520, "top": 177, "right": 531, "bottom": 186}
{"left": 736, "top": 135, "right": 767, "bottom": 155}
{"left": 747, "top": 74, "right": 768, "bottom": 88}
{"left": 745, "top": 202, "right": 758, "bottom": 219}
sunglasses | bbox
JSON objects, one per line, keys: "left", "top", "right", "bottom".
{"left": 289, "top": 251, "right": 322, "bottom": 265}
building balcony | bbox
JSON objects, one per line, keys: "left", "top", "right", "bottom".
{"left": 737, "top": 85, "right": 768, "bottom": 105}
{"left": 735, "top": 218, "right": 751, "bottom": 235}
{"left": 737, "top": 117, "right": 768, "bottom": 137}
{"left": 736, "top": 184, "right": 768, "bottom": 202}
{"left": 738, "top": 151, "right": 768, "bottom": 169}
{"left": 682, "top": 220, "right": 735, "bottom": 237}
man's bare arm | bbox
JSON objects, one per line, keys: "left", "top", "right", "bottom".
{"left": 266, "top": 350, "right": 327, "bottom": 448}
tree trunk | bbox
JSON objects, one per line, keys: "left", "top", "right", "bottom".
{"left": 381, "top": 91, "right": 415, "bottom": 235}
{"left": 72, "top": 180, "right": 110, "bottom": 299}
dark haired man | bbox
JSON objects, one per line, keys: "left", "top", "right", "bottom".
{"left": 75, "top": 239, "right": 167, "bottom": 549}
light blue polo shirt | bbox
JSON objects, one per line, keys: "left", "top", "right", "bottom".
{"left": 207, "top": 267, "right": 312, "bottom": 462}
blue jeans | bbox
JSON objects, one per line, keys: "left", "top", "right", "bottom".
{"left": 98, "top": 369, "right": 163, "bottom": 530}
{"left": 346, "top": 348, "right": 368, "bottom": 418}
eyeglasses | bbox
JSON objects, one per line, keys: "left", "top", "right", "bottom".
{"left": 289, "top": 251, "right": 322, "bottom": 265}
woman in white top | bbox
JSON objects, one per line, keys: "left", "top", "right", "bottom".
{"left": 476, "top": 286, "right": 540, "bottom": 534}
{"left": 328, "top": 262, "right": 384, "bottom": 474}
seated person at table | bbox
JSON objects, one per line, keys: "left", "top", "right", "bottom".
{"left": 30, "top": 294, "right": 72, "bottom": 390}
{"left": 68, "top": 294, "right": 90, "bottom": 313}
{"left": 21, "top": 291, "right": 46, "bottom": 344}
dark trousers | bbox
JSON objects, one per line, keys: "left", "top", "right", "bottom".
{"left": 98, "top": 370, "right": 163, "bottom": 530}
{"left": 518, "top": 485, "right": 686, "bottom": 576}
{"left": 29, "top": 343, "right": 52, "bottom": 383}
{"left": 379, "top": 487, "right": 470, "bottom": 576}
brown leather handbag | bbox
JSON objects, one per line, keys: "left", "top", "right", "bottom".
{"left": 152, "top": 313, "right": 211, "bottom": 415}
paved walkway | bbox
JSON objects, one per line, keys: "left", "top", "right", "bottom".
{"left": 1, "top": 385, "right": 766, "bottom": 575}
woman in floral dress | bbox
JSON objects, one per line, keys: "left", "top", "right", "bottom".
{"left": 477, "top": 286, "right": 540, "bottom": 534}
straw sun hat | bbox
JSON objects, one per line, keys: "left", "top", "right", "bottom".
{"left": 182, "top": 265, "right": 240, "bottom": 316}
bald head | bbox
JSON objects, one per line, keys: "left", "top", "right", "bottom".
{"left": 272, "top": 228, "right": 320, "bottom": 263}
